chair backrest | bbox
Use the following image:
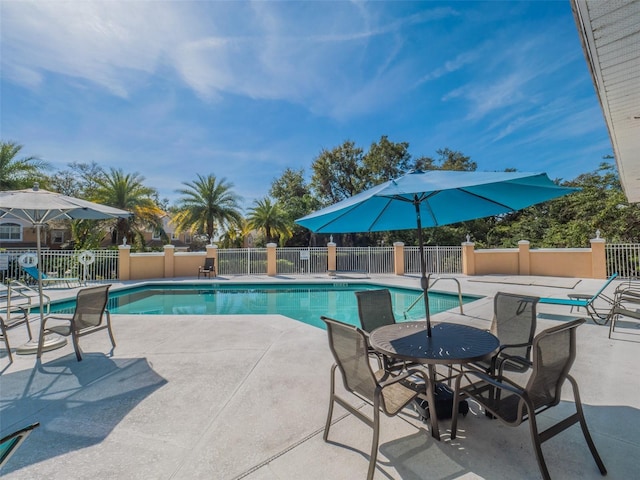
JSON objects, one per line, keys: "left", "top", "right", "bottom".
{"left": 23, "top": 266, "right": 46, "bottom": 280}
{"left": 355, "top": 289, "right": 396, "bottom": 333}
{"left": 203, "top": 258, "right": 214, "bottom": 270}
{"left": 321, "top": 316, "right": 378, "bottom": 401}
{"left": 492, "top": 292, "right": 539, "bottom": 360}
{"left": 524, "top": 318, "right": 585, "bottom": 411}
{"left": 588, "top": 273, "right": 618, "bottom": 302}
{"left": 73, "top": 285, "right": 111, "bottom": 330}
{"left": 0, "top": 422, "right": 39, "bottom": 469}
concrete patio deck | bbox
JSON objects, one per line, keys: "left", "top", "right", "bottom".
{"left": 1, "top": 274, "right": 638, "bottom": 479}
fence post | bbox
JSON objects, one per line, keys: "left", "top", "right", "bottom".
{"left": 267, "top": 243, "right": 277, "bottom": 276}
{"left": 327, "top": 242, "right": 336, "bottom": 272}
{"left": 590, "top": 235, "right": 606, "bottom": 279}
{"left": 206, "top": 244, "right": 218, "bottom": 277}
{"left": 518, "top": 240, "right": 531, "bottom": 275}
{"left": 118, "top": 245, "right": 131, "bottom": 280}
{"left": 393, "top": 242, "right": 405, "bottom": 275}
{"left": 462, "top": 240, "right": 475, "bottom": 275}
{"left": 164, "top": 244, "right": 175, "bottom": 278}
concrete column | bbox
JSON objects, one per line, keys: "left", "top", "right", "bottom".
{"left": 206, "top": 244, "right": 218, "bottom": 277}
{"left": 518, "top": 240, "right": 531, "bottom": 275}
{"left": 327, "top": 242, "right": 337, "bottom": 272}
{"left": 266, "top": 243, "right": 277, "bottom": 276}
{"left": 118, "top": 245, "right": 131, "bottom": 280}
{"left": 163, "top": 244, "right": 175, "bottom": 278}
{"left": 590, "top": 235, "right": 607, "bottom": 279}
{"left": 393, "top": 242, "right": 405, "bottom": 275}
{"left": 461, "top": 241, "right": 475, "bottom": 275}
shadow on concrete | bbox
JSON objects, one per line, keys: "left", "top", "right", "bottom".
{"left": 0, "top": 353, "right": 167, "bottom": 475}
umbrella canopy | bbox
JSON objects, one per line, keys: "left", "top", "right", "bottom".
{"left": 0, "top": 183, "right": 132, "bottom": 329}
{"left": 296, "top": 170, "right": 578, "bottom": 233}
{"left": 296, "top": 170, "right": 579, "bottom": 336}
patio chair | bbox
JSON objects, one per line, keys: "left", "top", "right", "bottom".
{"left": 37, "top": 284, "right": 115, "bottom": 361}
{"left": 608, "top": 284, "right": 640, "bottom": 338}
{"left": 472, "top": 292, "right": 539, "bottom": 375}
{"left": 355, "top": 289, "right": 409, "bottom": 371}
{"left": 0, "top": 287, "right": 33, "bottom": 363}
{"left": 451, "top": 318, "right": 607, "bottom": 480}
{"left": 198, "top": 258, "right": 215, "bottom": 278}
{"left": 320, "top": 316, "right": 427, "bottom": 480}
{"left": 22, "top": 265, "right": 80, "bottom": 288}
{"left": 538, "top": 273, "right": 618, "bottom": 324}
{"left": 0, "top": 422, "right": 40, "bottom": 470}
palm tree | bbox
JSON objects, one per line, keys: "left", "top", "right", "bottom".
{"left": 93, "top": 168, "right": 164, "bottom": 246}
{"left": 246, "top": 197, "right": 292, "bottom": 245}
{"left": 172, "top": 174, "right": 243, "bottom": 243}
{"left": 0, "top": 141, "right": 51, "bottom": 190}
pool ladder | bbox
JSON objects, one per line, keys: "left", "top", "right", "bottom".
{"left": 403, "top": 276, "right": 465, "bottom": 319}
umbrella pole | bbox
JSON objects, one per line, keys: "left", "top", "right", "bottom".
{"left": 414, "top": 200, "right": 432, "bottom": 337}
{"left": 35, "top": 224, "right": 45, "bottom": 326}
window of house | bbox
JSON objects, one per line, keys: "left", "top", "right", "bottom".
{"left": 53, "top": 230, "right": 64, "bottom": 244}
{"left": 152, "top": 230, "right": 162, "bottom": 240}
{"left": 0, "top": 223, "right": 22, "bottom": 241}
{"left": 171, "top": 232, "right": 179, "bottom": 240}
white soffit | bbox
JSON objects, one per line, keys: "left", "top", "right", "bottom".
{"left": 571, "top": 0, "right": 640, "bottom": 202}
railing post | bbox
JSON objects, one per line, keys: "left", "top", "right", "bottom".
{"left": 206, "top": 244, "right": 218, "bottom": 277}
{"left": 327, "top": 242, "right": 337, "bottom": 272}
{"left": 163, "top": 244, "right": 175, "bottom": 278}
{"left": 518, "top": 240, "right": 531, "bottom": 275}
{"left": 591, "top": 235, "right": 607, "bottom": 279}
{"left": 462, "top": 240, "right": 475, "bottom": 275}
{"left": 267, "top": 243, "right": 277, "bottom": 276}
{"left": 393, "top": 242, "right": 405, "bottom": 275}
{"left": 118, "top": 245, "right": 131, "bottom": 281}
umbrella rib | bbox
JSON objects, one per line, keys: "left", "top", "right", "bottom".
{"left": 456, "top": 188, "right": 516, "bottom": 211}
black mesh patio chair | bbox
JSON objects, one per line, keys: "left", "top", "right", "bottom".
{"left": 1, "top": 306, "right": 32, "bottom": 365}
{"left": 198, "top": 258, "right": 215, "bottom": 278}
{"left": 37, "top": 284, "right": 115, "bottom": 361}
{"left": 451, "top": 318, "right": 607, "bottom": 480}
{"left": 472, "top": 292, "right": 539, "bottom": 375}
{"left": 320, "top": 316, "right": 428, "bottom": 480}
{"left": 355, "top": 289, "right": 408, "bottom": 371}
{"left": 0, "top": 422, "right": 40, "bottom": 470}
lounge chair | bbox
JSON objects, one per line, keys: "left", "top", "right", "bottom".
{"left": 0, "top": 422, "right": 40, "bottom": 470}
{"left": 37, "top": 284, "right": 115, "bottom": 361}
{"left": 320, "top": 316, "right": 427, "bottom": 480}
{"left": 451, "top": 318, "right": 607, "bottom": 480}
{"left": 538, "top": 273, "right": 618, "bottom": 324}
{"left": 198, "top": 258, "right": 216, "bottom": 278}
{"left": 22, "top": 265, "right": 80, "bottom": 288}
{"left": 472, "top": 292, "right": 539, "bottom": 375}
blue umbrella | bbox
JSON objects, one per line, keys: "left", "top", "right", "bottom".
{"left": 296, "top": 170, "right": 578, "bottom": 336}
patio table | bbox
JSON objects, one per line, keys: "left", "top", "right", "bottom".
{"left": 369, "top": 321, "right": 499, "bottom": 440}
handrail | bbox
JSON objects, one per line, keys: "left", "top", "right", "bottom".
{"left": 403, "top": 276, "right": 465, "bottom": 319}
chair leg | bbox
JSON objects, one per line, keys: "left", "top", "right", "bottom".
{"left": 106, "top": 313, "right": 116, "bottom": 348}
{"left": 368, "top": 396, "right": 381, "bottom": 480}
{"left": 70, "top": 330, "right": 83, "bottom": 361}
{"left": 527, "top": 410, "right": 552, "bottom": 480}
{"left": 570, "top": 377, "right": 607, "bottom": 475}
{"left": 323, "top": 365, "right": 337, "bottom": 442}
{"left": 1, "top": 328, "right": 13, "bottom": 364}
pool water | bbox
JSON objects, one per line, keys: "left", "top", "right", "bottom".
{"left": 49, "top": 283, "right": 481, "bottom": 330}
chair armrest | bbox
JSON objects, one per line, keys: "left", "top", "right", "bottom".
{"left": 460, "top": 369, "right": 525, "bottom": 396}
{"left": 382, "top": 368, "right": 428, "bottom": 390}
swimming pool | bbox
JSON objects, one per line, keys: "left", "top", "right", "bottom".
{"left": 49, "top": 283, "right": 481, "bottom": 329}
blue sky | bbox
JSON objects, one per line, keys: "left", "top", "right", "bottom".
{"left": 1, "top": 1, "right": 612, "bottom": 209}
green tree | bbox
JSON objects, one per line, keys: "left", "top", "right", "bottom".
{"left": 172, "top": 174, "right": 243, "bottom": 244}
{"left": 246, "top": 197, "right": 292, "bottom": 246}
{"left": 93, "top": 168, "right": 163, "bottom": 248}
{"left": 269, "top": 167, "right": 320, "bottom": 246}
{"left": 0, "top": 141, "right": 51, "bottom": 190}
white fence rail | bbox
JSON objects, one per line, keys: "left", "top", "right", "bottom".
{"left": 606, "top": 243, "right": 640, "bottom": 279}
{"left": 0, "top": 249, "right": 119, "bottom": 284}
